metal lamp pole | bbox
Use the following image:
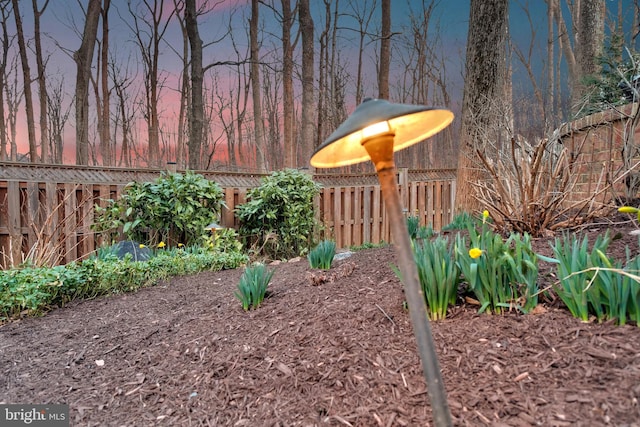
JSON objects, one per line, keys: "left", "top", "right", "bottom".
{"left": 360, "top": 131, "right": 452, "bottom": 427}
{"left": 310, "top": 98, "right": 454, "bottom": 427}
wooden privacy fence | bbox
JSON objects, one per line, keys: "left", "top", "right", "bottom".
{"left": 0, "top": 162, "right": 456, "bottom": 268}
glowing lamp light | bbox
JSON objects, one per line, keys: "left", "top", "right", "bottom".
{"left": 310, "top": 98, "right": 454, "bottom": 169}
{"left": 310, "top": 98, "right": 455, "bottom": 427}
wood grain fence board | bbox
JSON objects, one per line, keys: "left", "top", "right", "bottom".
{"left": 27, "top": 182, "right": 39, "bottom": 250}
{"left": 321, "top": 187, "right": 332, "bottom": 241}
{"left": 434, "top": 181, "right": 443, "bottom": 230}
{"left": 64, "top": 183, "right": 78, "bottom": 263}
{"left": 82, "top": 185, "right": 95, "bottom": 257}
{"left": 418, "top": 182, "right": 427, "bottom": 226}
{"left": 372, "top": 186, "right": 381, "bottom": 244}
{"left": 45, "top": 182, "right": 59, "bottom": 251}
{"left": 353, "top": 186, "right": 362, "bottom": 246}
{"left": 427, "top": 182, "right": 434, "bottom": 229}
{"left": 343, "top": 187, "right": 352, "bottom": 248}
{"left": 333, "top": 187, "right": 343, "bottom": 248}
{"left": 7, "top": 181, "right": 21, "bottom": 265}
{"left": 223, "top": 188, "right": 236, "bottom": 228}
{"left": 362, "top": 186, "right": 372, "bottom": 244}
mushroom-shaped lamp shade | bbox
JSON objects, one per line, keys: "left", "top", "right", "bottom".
{"left": 310, "top": 98, "right": 454, "bottom": 169}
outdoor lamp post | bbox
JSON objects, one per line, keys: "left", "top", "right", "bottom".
{"left": 310, "top": 98, "right": 454, "bottom": 427}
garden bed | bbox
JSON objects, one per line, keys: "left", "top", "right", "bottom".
{"left": 1, "top": 215, "right": 640, "bottom": 426}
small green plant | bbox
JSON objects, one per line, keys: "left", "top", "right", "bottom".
{"left": 406, "top": 215, "right": 420, "bottom": 240}
{"left": 442, "top": 211, "right": 479, "bottom": 231}
{"left": 454, "top": 224, "right": 539, "bottom": 314}
{"left": 349, "top": 241, "right": 387, "bottom": 251}
{"left": 235, "top": 264, "right": 274, "bottom": 311}
{"left": 308, "top": 239, "right": 336, "bottom": 269}
{"left": 544, "top": 232, "right": 640, "bottom": 325}
{"left": 412, "top": 236, "right": 460, "bottom": 320}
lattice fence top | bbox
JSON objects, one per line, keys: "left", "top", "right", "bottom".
{"left": 0, "top": 162, "right": 268, "bottom": 187}
{"left": 0, "top": 162, "right": 456, "bottom": 187}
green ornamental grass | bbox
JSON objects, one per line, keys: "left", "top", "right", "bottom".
{"left": 235, "top": 264, "right": 274, "bottom": 311}
{"left": 308, "top": 240, "right": 336, "bottom": 269}
{"left": 413, "top": 236, "right": 460, "bottom": 321}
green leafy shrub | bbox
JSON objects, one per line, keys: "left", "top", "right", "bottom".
{"left": 308, "top": 239, "right": 336, "bottom": 269}
{"left": 235, "top": 263, "right": 274, "bottom": 311}
{"left": 454, "top": 225, "right": 539, "bottom": 314}
{"left": 236, "top": 169, "right": 321, "bottom": 260}
{"left": 93, "top": 171, "right": 225, "bottom": 247}
{"left": 412, "top": 236, "right": 460, "bottom": 320}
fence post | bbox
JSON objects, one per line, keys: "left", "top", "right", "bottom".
{"left": 398, "top": 167, "right": 409, "bottom": 213}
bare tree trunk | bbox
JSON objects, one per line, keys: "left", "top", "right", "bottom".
{"left": 575, "top": 0, "right": 606, "bottom": 101}
{"left": 281, "top": 0, "right": 295, "bottom": 168}
{"left": 100, "top": 0, "right": 111, "bottom": 165}
{"left": 250, "top": 0, "right": 266, "bottom": 171}
{"left": 12, "top": 0, "right": 38, "bottom": 162}
{"left": 173, "top": 0, "right": 188, "bottom": 169}
{"left": 299, "top": 0, "right": 315, "bottom": 167}
{"left": 185, "top": 0, "right": 203, "bottom": 170}
{"left": 32, "top": 0, "right": 49, "bottom": 163}
{"left": 378, "top": 0, "right": 390, "bottom": 100}
{"left": 455, "top": 0, "right": 509, "bottom": 213}
{"left": 73, "top": 0, "right": 101, "bottom": 165}
{"left": 0, "top": 2, "right": 10, "bottom": 160}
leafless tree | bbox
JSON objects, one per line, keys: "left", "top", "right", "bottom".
{"left": 299, "top": 0, "right": 315, "bottom": 166}
{"left": 127, "top": 0, "right": 175, "bottom": 168}
{"left": 32, "top": 0, "right": 49, "bottom": 163}
{"left": 378, "top": 0, "right": 390, "bottom": 99}
{"left": 0, "top": 0, "right": 11, "bottom": 161}
{"left": 11, "top": 0, "right": 37, "bottom": 162}
{"left": 280, "top": 0, "right": 295, "bottom": 168}
{"left": 250, "top": 0, "right": 266, "bottom": 171}
{"left": 109, "top": 54, "right": 137, "bottom": 168}
{"left": 184, "top": 0, "right": 204, "bottom": 170}
{"left": 74, "top": 0, "right": 101, "bottom": 165}
{"left": 46, "top": 76, "right": 71, "bottom": 164}
{"left": 455, "top": 0, "right": 509, "bottom": 213}
{"left": 5, "top": 55, "right": 21, "bottom": 161}
{"left": 546, "top": 0, "right": 606, "bottom": 112}
{"left": 345, "top": 0, "right": 376, "bottom": 106}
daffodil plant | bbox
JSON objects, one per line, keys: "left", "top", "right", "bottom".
{"left": 454, "top": 215, "right": 539, "bottom": 314}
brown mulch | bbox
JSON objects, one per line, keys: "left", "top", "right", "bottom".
{"left": 1, "top": 216, "right": 640, "bottom": 426}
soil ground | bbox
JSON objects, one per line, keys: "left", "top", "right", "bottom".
{"left": 1, "top": 214, "right": 640, "bottom": 426}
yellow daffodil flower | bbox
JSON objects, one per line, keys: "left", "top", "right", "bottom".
{"left": 139, "top": 244, "right": 146, "bottom": 248}
{"left": 482, "top": 209, "right": 490, "bottom": 219}
{"left": 157, "top": 241, "right": 166, "bottom": 248}
{"left": 177, "top": 243, "right": 184, "bottom": 247}
{"left": 469, "top": 247, "right": 483, "bottom": 259}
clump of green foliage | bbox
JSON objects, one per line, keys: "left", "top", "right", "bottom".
{"left": 235, "top": 263, "right": 274, "bottom": 311}
{"left": 236, "top": 169, "right": 321, "bottom": 260}
{"left": 442, "top": 211, "right": 479, "bottom": 231}
{"left": 412, "top": 236, "right": 460, "bottom": 320}
{"left": 542, "top": 232, "right": 640, "bottom": 325}
{"left": 93, "top": 171, "right": 225, "bottom": 247}
{"left": 308, "top": 239, "right": 336, "bottom": 270}
{"left": 455, "top": 226, "right": 539, "bottom": 315}
{"left": 0, "top": 243, "right": 247, "bottom": 323}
